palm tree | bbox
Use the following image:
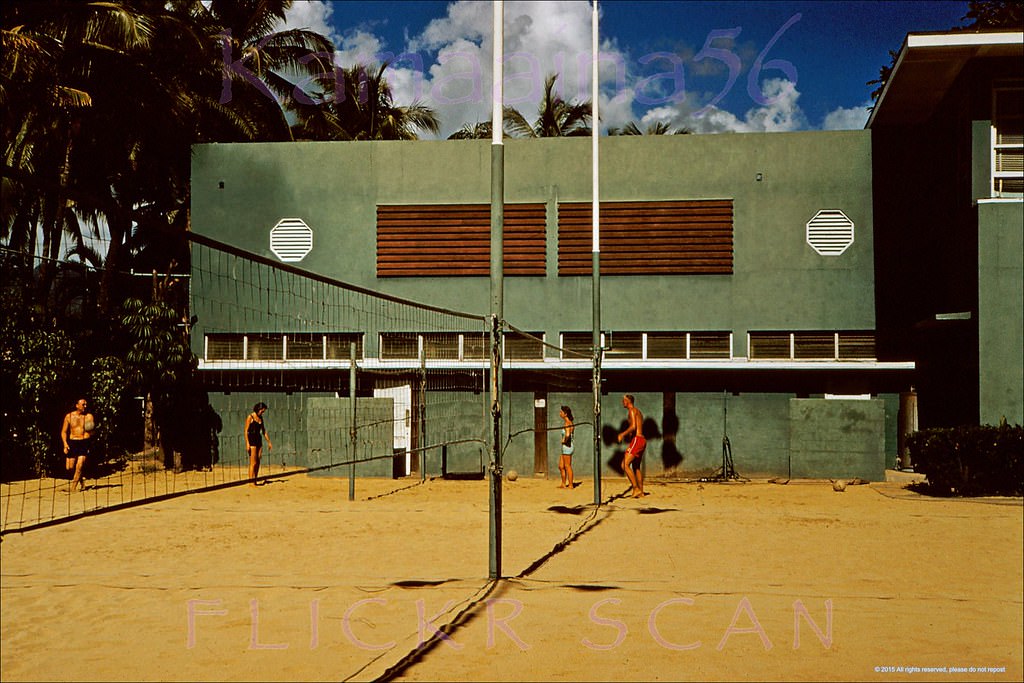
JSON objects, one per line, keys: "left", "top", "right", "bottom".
{"left": 1, "top": 0, "right": 151, "bottom": 313}
{"left": 446, "top": 107, "right": 532, "bottom": 139}
{"left": 291, "top": 62, "right": 440, "bottom": 141}
{"left": 198, "top": 0, "right": 335, "bottom": 141}
{"left": 608, "top": 121, "right": 692, "bottom": 135}
{"left": 503, "top": 73, "right": 592, "bottom": 138}
{"left": 2, "top": 0, "right": 338, "bottom": 315}
{"left": 448, "top": 121, "right": 493, "bottom": 140}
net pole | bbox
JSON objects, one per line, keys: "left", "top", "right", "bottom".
{"left": 489, "top": 0, "right": 505, "bottom": 581}
{"left": 591, "top": 0, "right": 603, "bottom": 507}
{"left": 349, "top": 341, "right": 356, "bottom": 501}
{"left": 419, "top": 357, "right": 427, "bottom": 482}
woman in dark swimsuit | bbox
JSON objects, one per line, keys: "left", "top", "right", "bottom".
{"left": 558, "top": 405, "right": 575, "bottom": 489}
{"left": 244, "top": 402, "right": 272, "bottom": 486}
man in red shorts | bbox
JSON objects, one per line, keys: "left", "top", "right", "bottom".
{"left": 617, "top": 394, "right": 646, "bottom": 498}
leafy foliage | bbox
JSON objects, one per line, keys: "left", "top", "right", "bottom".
{"left": 120, "top": 297, "right": 197, "bottom": 390}
{"left": 906, "top": 423, "right": 1024, "bottom": 496}
{"left": 502, "top": 74, "right": 592, "bottom": 138}
{"left": 608, "top": 121, "right": 692, "bottom": 135}
{"left": 1, "top": 0, "right": 336, "bottom": 317}
{"left": 119, "top": 296, "right": 217, "bottom": 468}
{"left": 1, "top": 0, "right": 322, "bottom": 479}
{"left": 0, "top": 284, "right": 80, "bottom": 478}
{"left": 961, "top": 0, "right": 1024, "bottom": 28}
{"left": 290, "top": 61, "right": 440, "bottom": 141}
{"left": 88, "top": 355, "right": 138, "bottom": 475}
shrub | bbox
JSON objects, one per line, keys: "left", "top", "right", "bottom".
{"left": 906, "top": 423, "right": 1023, "bottom": 496}
{"left": 0, "top": 298, "right": 81, "bottom": 479}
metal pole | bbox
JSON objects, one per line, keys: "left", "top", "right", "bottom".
{"left": 349, "top": 341, "right": 356, "bottom": 501}
{"left": 591, "top": 0, "right": 602, "bottom": 507}
{"left": 420, "top": 355, "right": 427, "bottom": 482}
{"left": 488, "top": 0, "right": 505, "bottom": 581}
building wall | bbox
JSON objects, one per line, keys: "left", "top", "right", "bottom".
{"left": 190, "top": 131, "right": 896, "bottom": 480}
{"left": 205, "top": 388, "right": 891, "bottom": 481}
{"left": 789, "top": 398, "right": 887, "bottom": 481}
{"left": 978, "top": 201, "right": 1024, "bottom": 425}
{"left": 191, "top": 131, "right": 876, "bottom": 349}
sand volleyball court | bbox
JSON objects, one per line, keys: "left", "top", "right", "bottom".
{"left": 1, "top": 472, "right": 1021, "bottom": 681}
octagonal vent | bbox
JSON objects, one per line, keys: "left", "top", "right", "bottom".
{"left": 270, "top": 218, "right": 313, "bottom": 262}
{"left": 806, "top": 210, "right": 854, "bottom": 256}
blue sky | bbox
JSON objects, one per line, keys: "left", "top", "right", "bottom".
{"left": 279, "top": 0, "right": 971, "bottom": 137}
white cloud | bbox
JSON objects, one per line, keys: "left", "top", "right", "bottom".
{"left": 279, "top": 0, "right": 694, "bottom": 138}
{"left": 406, "top": 0, "right": 609, "bottom": 137}
{"left": 276, "top": 0, "right": 337, "bottom": 43}
{"left": 334, "top": 29, "right": 386, "bottom": 66}
{"left": 739, "top": 79, "right": 807, "bottom": 132}
{"left": 309, "top": 0, "right": 627, "bottom": 139}
{"left": 410, "top": 0, "right": 491, "bottom": 51}
{"left": 279, "top": 2, "right": 855, "bottom": 139}
{"left": 653, "top": 78, "right": 808, "bottom": 134}
{"left": 600, "top": 87, "right": 639, "bottom": 131}
{"left": 821, "top": 102, "right": 871, "bottom": 130}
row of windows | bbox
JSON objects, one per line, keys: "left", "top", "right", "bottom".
{"left": 204, "top": 330, "right": 876, "bottom": 362}
{"left": 206, "top": 333, "right": 364, "bottom": 362}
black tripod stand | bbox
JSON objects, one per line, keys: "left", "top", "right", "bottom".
{"left": 706, "top": 391, "right": 743, "bottom": 482}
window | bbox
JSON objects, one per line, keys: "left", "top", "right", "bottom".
{"left": 505, "top": 331, "right": 545, "bottom": 361}
{"left": 423, "top": 332, "right": 460, "bottom": 360}
{"left": 605, "top": 332, "right": 644, "bottom": 359}
{"left": 560, "top": 332, "right": 599, "bottom": 359}
{"left": 646, "top": 332, "right": 687, "bottom": 359}
{"left": 380, "top": 333, "right": 420, "bottom": 360}
{"left": 462, "top": 333, "right": 488, "bottom": 360}
{"left": 688, "top": 332, "right": 732, "bottom": 359}
{"left": 749, "top": 332, "right": 791, "bottom": 360}
{"left": 793, "top": 332, "right": 835, "bottom": 359}
{"left": 992, "top": 82, "right": 1023, "bottom": 198}
{"left": 285, "top": 333, "right": 322, "bottom": 360}
{"left": 838, "top": 332, "right": 875, "bottom": 360}
{"left": 207, "top": 334, "right": 244, "bottom": 360}
{"left": 248, "top": 334, "right": 283, "bottom": 360}
{"left": 324, "top": 334, "right": 364, "bottom": 360}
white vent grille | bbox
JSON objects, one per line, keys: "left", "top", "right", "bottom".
{"left": 806, "top": 210, "right": 854, "bottom": 256}
{"left": 270, "top": 218, "right": 313, "bottom": 262}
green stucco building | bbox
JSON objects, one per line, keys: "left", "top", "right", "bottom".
{"left": 188, "top": 30, "right": 1022, "bottom": 482}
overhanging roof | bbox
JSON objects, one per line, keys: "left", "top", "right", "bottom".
{"left": 867, "top": 30, "right": 1024, "bottom": 128}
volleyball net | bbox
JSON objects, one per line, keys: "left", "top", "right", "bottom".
{"left": 1, "top": 233, "right": 598, "bottom": 533}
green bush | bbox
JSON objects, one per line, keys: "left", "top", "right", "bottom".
{"left": 0, "top": 297, "right": 81, "bottom": 479}
{"left": 906, "top": 423, "right": 1023, "bottom": 496}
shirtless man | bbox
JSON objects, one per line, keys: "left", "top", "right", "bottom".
{"left": 61, "top": 398, "right": 94, "bottom": 492}
{"left": 616, "top": 394, "right": 646, "bottom": 498}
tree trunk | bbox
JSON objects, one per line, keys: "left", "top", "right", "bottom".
{"left": 97, "top": 212, "right": 128, "bottom": 316}
{"left": 143, "top": 392, "right": 163, "bottom": 470}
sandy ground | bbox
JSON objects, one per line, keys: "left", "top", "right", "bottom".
{"left": 1, "top": 471, "right": 1021, "bottom": 682}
